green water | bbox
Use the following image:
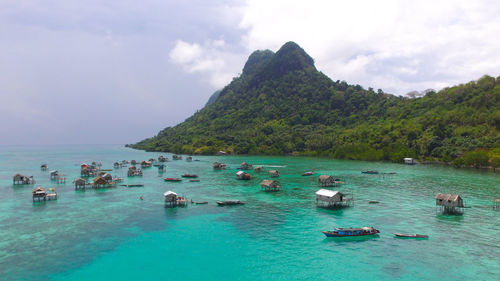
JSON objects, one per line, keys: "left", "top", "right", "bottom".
{"left": 1, "top": 145, "right": 499, "bottom": 280}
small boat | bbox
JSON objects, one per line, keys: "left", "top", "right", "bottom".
{"left": 217, "top": 200, "right": 244, "bottom": 206}
{"left": 302, "top": 171, "right": 314, "bottom": 176}
{"left": 362, "top": 170, "right": 379, "bottom": 174}
{"left": 393, "top": 233, "right": 428, "bottom": 239}
{"left": 181, "top": 174, "right": 198, "bottom": 178}
{"left": 189, "top": 179, "right": 200, "bottom": 182}
{"left": 322, "top": 227, "right": 380, "bottom": 237}
{"left": 164, "top": 178, "right": 182, "bottom": 182}
{"left": 368, "top": 200, "right": 380, "bottom": 204}
{"left": 120, "top": 184, "right": 144, "bottom": 187}
{"left": 194, "top": 201, "right": 208, "bottom": 204}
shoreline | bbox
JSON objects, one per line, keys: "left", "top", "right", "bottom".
{"left": 126, "top": 145, "right": 499, "bottom": 173}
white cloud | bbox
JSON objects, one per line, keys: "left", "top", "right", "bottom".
{"left": 237, "top": 0, "right": 500, "bottom": 94}
{"left": 170, "top": 40, "right": 203, "bottom": 64}
{"left": 169, "top": 39, "right": 245, "bottom": 88}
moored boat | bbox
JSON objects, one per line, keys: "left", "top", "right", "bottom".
{"left": 322, "top": 227, "right": 379, "bottom": 237}
{"left": 164, "top": 178, "right": 182, "bottom": 182}
{"left": 393, "top": 233, "right": 428, "bottom": 239}
{"left": 302, "top": 171, "right": 314, "bottom": 176}
{"left": 181, "top": 174, "right": 198, "bottom": 178}
{"left": 217, "top": 200, "right": 244, "bottom": 206}
{"left": 362, "top": 170, "right": 379, "bottom": 174}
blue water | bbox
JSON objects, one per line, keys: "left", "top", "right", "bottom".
{"left": 1, "top": 145, "right": 500, "bottom": 280}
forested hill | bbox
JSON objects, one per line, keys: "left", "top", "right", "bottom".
{"left": 132, "top": 41, "right": 500, "bottom": 167}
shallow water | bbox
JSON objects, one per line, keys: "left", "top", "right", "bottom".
{"left": 1, "top": 145, "right": 499, "bottom": 280}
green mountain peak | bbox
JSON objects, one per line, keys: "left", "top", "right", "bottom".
{"left": 131, "top": 42, "right": 500, "bottom": 167}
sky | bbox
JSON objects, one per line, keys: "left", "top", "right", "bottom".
{"left": 0, "top": 0, "right": 499, "bottom": 145}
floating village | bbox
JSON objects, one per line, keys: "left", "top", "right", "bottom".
{"left": 12, "top": 155, "right": 494, "bottom": 240}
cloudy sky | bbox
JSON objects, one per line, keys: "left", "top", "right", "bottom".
{"left": 1, "top": 0, "right": 499, "bottom": 145}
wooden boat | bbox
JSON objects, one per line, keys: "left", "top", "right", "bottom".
{"left": 361, "top": 170, "right": 379, "bottom": 174}
{"left": 164, "top": 178, "right": 182, "bottom": 182}
{"left": 189, "top": 179, "right": 200, "bottom": 182}
{"left": 181, "top": 174, "right": 198, "bottom": 178}
{"left": 120, "top": 184, "right": 144, "bottom": 187}
{"left": 302, "top": 171, "right": 314, "bottom": 176}
{"left": 216, "top": 200, "right": 244, "bottom": 206}
{"left": 322, "top": 227, "right": 380, "bottom": 237}
{"left": 194, "top": 201, "right": 208, "bottom": 204}
{"left": 368, "top": 200, "right": 380, "bottom": 204}
{"left": 393, "top": 233, "right": 428, "bottom": 238}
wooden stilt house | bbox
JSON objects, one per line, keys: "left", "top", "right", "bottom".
{"left": 13, "top": 174, "right": 35, "bottom": 185}
{"left": 435, "top": 193, "right": 464, "bottom": 214}
{"left": 315, "top": 189, "right": 352, "bottom": 208}
{"left": 164, "top": 191, "right": 187, "bottom": 207}
{"left": 260, "top": 180, "right": 281, "bottom": 192}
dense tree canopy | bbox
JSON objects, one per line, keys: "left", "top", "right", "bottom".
{"left": 131, "top": 42, "right": 500, "bottom": 167}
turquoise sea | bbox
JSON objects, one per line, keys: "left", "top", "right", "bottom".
{"left": 1, "top": 144, "right": 500, "bottom": 280}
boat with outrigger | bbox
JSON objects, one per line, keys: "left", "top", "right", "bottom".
{"left": 361, "top": 170, "right": 379, "bottom": 174}
{"left": 322, "top": 227, "right": 380, "bottom": 237}
{"left": 217, "top": 200, "right": 244, "bottom": 206}
{"left": 393, "top": 233, "right": 428, "bottom": 239}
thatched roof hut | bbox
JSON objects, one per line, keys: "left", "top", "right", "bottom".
{"left": 158, "top": 155, "right": 167, "bottom": 162}
{"left": 186, "top": 156, "right": 193, "bottom": 162}
{"left": 127, "top": 166, "right": 142, "bottom": 176}
{"left": 131, "top": 160, "right": 137, "bottom": 165}
{"left": 81, "top": 166, "right": 96, "bottom": 177}
{"left": 318, "top": 175, "right": 336, "bottom": 187}
{"left": 240, "top": 162, "right": 252, "bottom": 170}
{"left": 236, "top": 171, "right": 252, "bottom": 180}
{"left": 13, "top": 174, "right": 34, "bottom": 184}
{"left": 13, "top": 173, "right": 24, "bottom": 182}
{"left": 32, "top": 186, "right": 46, "bottom": 194}
{"left": 101, "top": 173, "right": 113, "bottom": 182}
{"left": 435, "top": 193, "right": 464, "bottom": 214}
{"left": 435, "top": 193, "right": 464, "bottom": 208}
{"left": 141, "top": 160, "right": 152, "bottom": 167}
{"left": 41, "top": 164, "right": 48, "bottom": 170}
{"left": 93, "top": 176, "right": 110, "bottom": 187}
{"left": 254, "top": 166, "right": 263, "bottom": 172}
{"left": 213, "top": 162, "right": 227, "bottom": 170}
{"left": 32, "top": 187, "right": 47, "bottom": 201}
{"left": 269, "top": 170, "right": 280, "bottom": 177}
{"left": 260, "top": 180, "right": 280, "bottom": 191}
{"left": 74, "top": 178, "right": 86, "bottom": 189}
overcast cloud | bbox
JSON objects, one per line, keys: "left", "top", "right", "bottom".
{"left": 0, "top": 0, "right": 499, "bottom": 144}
